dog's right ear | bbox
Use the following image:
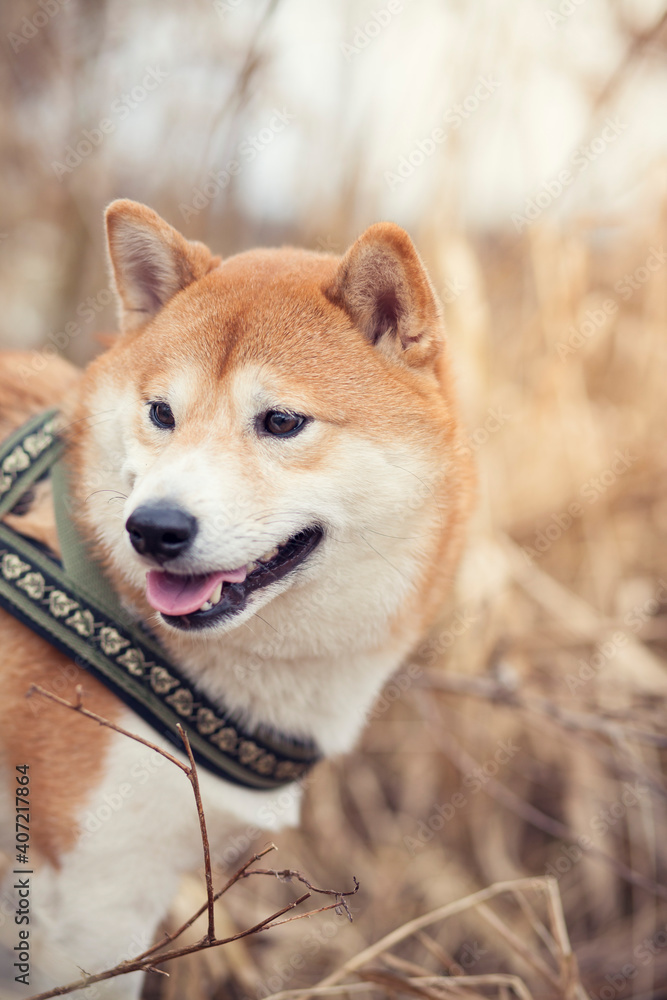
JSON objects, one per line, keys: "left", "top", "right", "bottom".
{"left": 325, "top": 222, "right": 442, "bottom": 369}
{"left": 105, "top": 200, "right": 220, "bottom": 331}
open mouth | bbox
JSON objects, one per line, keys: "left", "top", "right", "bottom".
{"left": 146, "top": 525, "right": 323, "bottom": 631}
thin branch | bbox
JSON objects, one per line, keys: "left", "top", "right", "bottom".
{"left": 176, "top": 722, "right": 216, "bottom": 941}
{"left": 133, "top": 843, "right": 279, "bottom": 964}
{"left": 25, "top": 686, "right": 357, "bottom": 1000}
{"left": 26, "top": 893, "right": 312, "bottom": 999}
{"left": 241, "top": 869, "right": 359, "bottom": 921}
{"left": 263, "top": 897, "right": 359, "bottom": 931}
{"left": 30, "top": 686, "right": 219, "bottom": 941}
{"left": 27, "top": 684, "right": 189, "bottom": 772}
{"left": 27, "top": 892, "right": 366, "bottom": 1000}
{"left": 24, "top": 862, "right": 360, "bottom": 999}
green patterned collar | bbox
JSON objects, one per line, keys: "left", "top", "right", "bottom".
{"left": 0, "top": 410, "right": 319, "bottom": 789}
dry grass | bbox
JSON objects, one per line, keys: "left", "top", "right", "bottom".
{"left": 0, "top": 2, "right": 666, "bottom": 997}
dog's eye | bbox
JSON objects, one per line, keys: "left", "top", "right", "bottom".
{"left": 263, "top": 411, "right": 307, "bottom": 437}
{"left": 149, "top": 401, "right": 175, "bottom": 429}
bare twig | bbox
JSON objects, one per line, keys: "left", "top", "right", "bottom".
{"left": 26, "top": 893, "right": 313, "bottom": 999}
{"left": 242, "top": 869, "right": 359, "bottom": 921}
{"left": 25, "top": 686, "right": 357, "bottom": 1000}
{"left": 29, "top": 685, "right": 220, "bottom": 940}
{"left": 132, "top": 843, "right": 280, "bottom": 964}
{"left": 27, "top": 684, "right": 189, "bottom": 773}
{"left": 175, "top": 722, "right": 216, "bottom": 941}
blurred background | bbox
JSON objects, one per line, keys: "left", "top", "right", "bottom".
{"left": 1, "top": 0, "right": 667, "bottom": 997}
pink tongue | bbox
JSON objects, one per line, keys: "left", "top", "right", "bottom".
{"left": 146, "top": 567, "right": 247, "bottom": 616}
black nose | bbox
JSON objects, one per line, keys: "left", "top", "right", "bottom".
{"left": 126, "top": 504, "right": 197, "bottom": 561}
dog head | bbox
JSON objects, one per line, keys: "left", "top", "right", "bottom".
{"left": 68, "top": 200, "right": 471, "bottom": 644}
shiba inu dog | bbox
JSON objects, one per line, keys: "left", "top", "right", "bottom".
{"left": 0, "top": 201, "right": 473, "bottom": 998}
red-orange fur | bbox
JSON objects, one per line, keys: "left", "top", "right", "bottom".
{"left": 0, "top": 353, "right": 122, "bottom": 863}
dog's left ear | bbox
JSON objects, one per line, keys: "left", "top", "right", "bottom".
{"left": 325, "top": 223, "right": 442, "bottom": 367}
{"left": 105, "top": 200, "right": 220, "bottom": 331}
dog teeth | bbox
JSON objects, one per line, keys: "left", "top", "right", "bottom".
{"left": 246, "top": 560, "right": 258, "bottom": 573}
{"left": 200, "top": 600, "right": 213, "bottom": 612}
{"left": 210, "top": 581, "right": 223, "bottom": 605}
{"left": 258, "top": 545, "right": 280, "bottom": 563}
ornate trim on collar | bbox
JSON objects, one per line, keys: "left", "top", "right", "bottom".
{"left": 0, "top": 410, "right": 319, "bottom": 790}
